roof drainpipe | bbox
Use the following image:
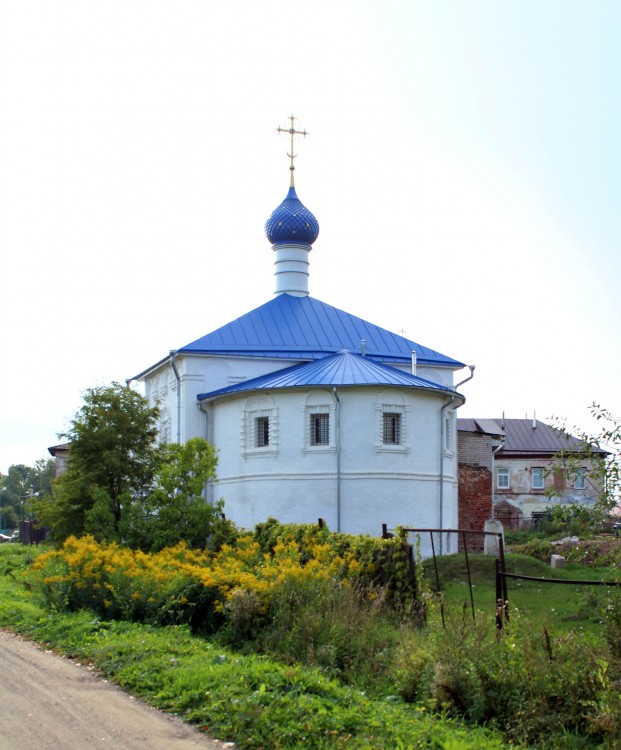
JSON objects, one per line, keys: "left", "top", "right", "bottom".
{"left": 170, "top": 350, "right": 182, "bottom": 444}
{"left": 332, "top": 387, "right": 341, "bottom": 532}
{"left": 439, "top": 365, "right": 476, "bottom": 552}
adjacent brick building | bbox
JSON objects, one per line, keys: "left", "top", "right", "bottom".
{"left": 457, "top": 420, "right": 504, "bottom": 537}
{"left": 457, "top": 417, "right": 606, "bottom": 530}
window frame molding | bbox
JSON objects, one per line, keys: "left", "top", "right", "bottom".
{"left": 574, "top": 467, "right": 587, "bottom": 490}
{"left": 310, "top": 412, "right": 330, "bottom": 446}
{"left": 302, "top": 403, "right": 336, "bottom": 454}
{"left": 496, "top": 466, "right": 510, "bottom": 490}
{"left": 375, "top": 401, "right": 410, "bottom": 454}
{"left": 443, "top": 410, "right": 455, "bottom": 457}
{"left": 531, "top": 466, "right": 545, "bottom": 491}
{"left": 242, "top": 404, "right": 278, "bottom": 458}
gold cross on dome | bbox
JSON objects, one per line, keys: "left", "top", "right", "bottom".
{"left": 276, "top": 114, "right": 308, "bottom": 185}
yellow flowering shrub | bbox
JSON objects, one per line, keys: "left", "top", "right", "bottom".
{"left": 29, "top": 522, "right": 419, "bottom": 633}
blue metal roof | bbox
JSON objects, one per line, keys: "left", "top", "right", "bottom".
{"left": 198, "top": 349, "right": 456, "bottom": 401}
{"left": 180, "top": 294, "right": 463, "bottom": 368}
{"left": 265, "top": 185, "right": 319, "bottom": 246}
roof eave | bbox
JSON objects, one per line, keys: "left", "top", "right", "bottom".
{"left": 197, "top": 382, "right": 461, "bottom": 405}
{"left": 128, "top": 355, "right": 172, "bottom": 383}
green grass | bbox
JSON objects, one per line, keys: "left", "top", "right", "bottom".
{"left": 424, "top": 553, "right": 619, "bottom": 638}
{"left": 4, "top": 543, "right": 621, "bottom": 748}
{"left": 0, "top": 544, "right": 508, "bottom": 750}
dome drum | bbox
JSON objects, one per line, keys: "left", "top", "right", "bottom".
{"left": 273, "top": 245, "right": 310, "bottom": 297}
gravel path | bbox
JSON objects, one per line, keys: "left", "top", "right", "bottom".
{"left": 0, "top": 630, "right": 235, "bottom": 750}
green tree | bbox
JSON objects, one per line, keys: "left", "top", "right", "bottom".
{"left": 123, "top": 437, "right": 228, "bottom": 552}
{"left": 549, "top": 403, "right": 620, "bottom": 519}
{"left": 0, "top": 459, "right": 55, "bottom": 529}
{"left": 33, "top": 383, "right": 161, "bottom": 544}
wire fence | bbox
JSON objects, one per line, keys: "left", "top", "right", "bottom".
{"left": 381, "top": 524, "right": 621, "bottom": 632}
{"left": 381, "top": 525, "right": 508, "bottom": 628}
{"left": 495, "top": 565, "right": 621, "bottom": 631}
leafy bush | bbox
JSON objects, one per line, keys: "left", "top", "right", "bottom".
{"left": 602, "top": 587, "right": 621, "bottom": 659}
{"left": 253, "top": 519, "right": 424, "bottom": 615}
{"left": 27, "top": 526, "right": 423, "bottom": 640}
{"left": 393, "top": 609, "right": 621, "bottom": 747}
{"left": 508, "top": 536, "right": 621, "bottom": 567}
{"left": 15, "top": 534, "right": 621, "bottom": 747}
{"left": 538, "top": 504, "right": 597, "bottom": 538}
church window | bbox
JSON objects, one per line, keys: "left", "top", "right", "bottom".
{"left": 303, "top": 401, "right": 333, "bottom": 452}
{"left": 310, "top": 413, "right": 329, "bottom": 446}
{"left": 383, "top": 412, "right": 402, "bottom": 445}
{"left": 255, "top": 416, "right": 270, "bottom": 447}
{"left": 375, "top": 399, "right": 409, "bottom": 453}
{"left": 444, "top": 412, "right": 454, "bottom": 452}
{"left": 243, "top": 400, "right": 277, "bottom": 455}
{"left": 159, "top": 406, "right": 171, "bottom": 445}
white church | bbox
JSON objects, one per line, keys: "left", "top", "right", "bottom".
{"left": 132, "top": 119, "right": 471, "bottom": 537}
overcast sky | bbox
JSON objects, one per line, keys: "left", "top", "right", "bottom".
{"left": 1, "top": 0, "right": 619, "bottom": 472}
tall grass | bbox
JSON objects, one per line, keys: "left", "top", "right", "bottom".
{"left": 393, "top": 607, "right": 621, "bottom": 747}
{"left": 11, "top": 526, "right": 621, "bottom": 748}
{"left": 0, "top": 544, "right": 508, "bottom": 750}
{"left": 223, "top": 577, "right": 403, "bottom": 692}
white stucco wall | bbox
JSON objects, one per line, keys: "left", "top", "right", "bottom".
{"left": 141, "top": 354, "right": 459, "bottom": 538}
{"left": 143, "top": 353, "right": 304, "bottom": 444}
{"left": 206, "top": 387, "right": 458, "bottom": 536}
{"left": 144, "top": 355, "right": 458, "bottom": 442}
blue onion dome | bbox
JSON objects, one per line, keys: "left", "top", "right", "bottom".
{"left": 265, "top": 185, "right": 320, "bottom": 246}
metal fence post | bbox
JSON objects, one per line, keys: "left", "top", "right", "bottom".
{"left": 495, "top": 559, "right": 503, "bottom": 632}
{"left": 462, "top": 531, "right": 475, "bottom": 621}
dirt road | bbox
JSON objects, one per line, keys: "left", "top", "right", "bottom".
{"left": 0, "top": 630, "right": 235, "bottom": 750}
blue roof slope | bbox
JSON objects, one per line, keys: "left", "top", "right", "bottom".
{"left": 198, "top": 349, "right": 456, "bottom": 401}
{"left": 180, "top": 294, "right": 463, "bottom": 368}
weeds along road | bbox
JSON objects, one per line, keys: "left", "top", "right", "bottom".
{"left": 0, "top": 630, "right": 235, "bottom": 750}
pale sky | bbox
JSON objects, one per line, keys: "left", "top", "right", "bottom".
{"left": 1, "top": 0, "right": 619, "bottom": 472}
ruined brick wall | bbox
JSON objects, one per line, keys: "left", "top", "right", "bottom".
{"left": 457, "top": 431, "right": 494, "bottom": 536}
{"left": 458, "top": 464, "right": 493, "bottom": 530}
{"left": 458, "top": 431, "right": 495, "bottom": 471}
